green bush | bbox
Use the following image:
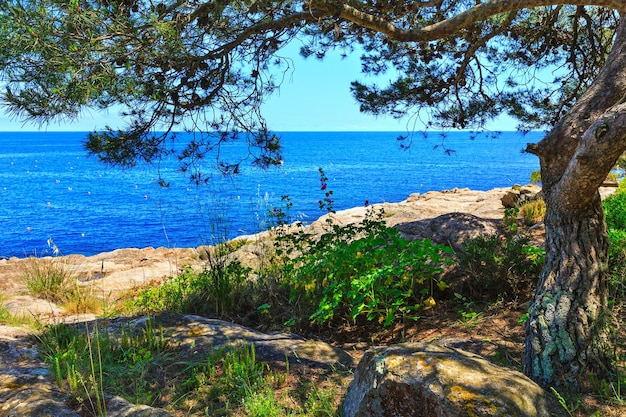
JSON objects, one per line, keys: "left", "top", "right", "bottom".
{"left": 603, "top": 191, "right": 626, "bottom": 231}
{"left": 279, "top": 208, "right": 453, "bottom": 328}
{"left": 20, "top": 257, "right": 75, "bottom": 302}
{"left": 520, "top": 198, "right": 546, "bottom": 226}
{"left": 608, "top": 228, "right": 626, "bottom": 300}
{"left": 530, "top": 170, "right": 542, "bottom": 184}
{"left": 456, "top": 233, "right": 545, "bottom": 302}
{"left": 134, "top": 260, "right": 251, "bottom": 317}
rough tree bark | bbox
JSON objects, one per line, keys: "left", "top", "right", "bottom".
{"left": 524, "top": 14, "right": 626, "bottom": 387}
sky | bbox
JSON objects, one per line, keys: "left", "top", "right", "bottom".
{"left": 0, "top": 42, "right": 517, "bottom": 132}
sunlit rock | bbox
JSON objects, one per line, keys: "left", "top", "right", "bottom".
{"left": 343, "top": 342, "right": 566, "bottom": 417}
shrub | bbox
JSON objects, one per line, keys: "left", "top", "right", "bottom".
{"left": 133, "top": 258, "right": 251, "bottom": 317}
{"left": 604, "top": 191, "right": 626, "bottom": 231}
{"left": 530, "top": 170, "right": 542, "bottom": 184}
{"left": 608, "top": 229, "right": 626, "bottom": 300}
{"left": 279, "top": 207, "right": 453, "bottom": 328}
{"left": 455, "top": 233, "right": 544, "bottom": 302}
{"left": 20, "top": 257, "right": 75, "bottom": 302}
{"left": 520, "top": 198, "right": 546, "bottom": 226}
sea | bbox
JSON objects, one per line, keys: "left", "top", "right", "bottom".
{"left": 0, "top": 130, "right": 542, "bottom": 258}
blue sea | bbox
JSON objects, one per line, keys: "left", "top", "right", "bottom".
{"left": 0, "top": 131, "right": 542, "bottom": 258}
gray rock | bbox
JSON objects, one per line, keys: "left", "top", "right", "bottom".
{"left": 501, "top": 184, "right": 542, "bottom": 208}
{"left": 342, "top": 342, "right": 567, "bottom": 417}
{"left": 92, "top": 312, "right": 353, "bottom": 369}
{"left": 104, "top": 394, "right": 171, "bottom": 416}
{"left": 394, "top": 212, "right": 500, "bottom": 250}
{"left": 2, "top": 295, "right": 65, "bottom": 319}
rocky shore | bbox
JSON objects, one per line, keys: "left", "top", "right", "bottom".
{"left": 0, "top": 185, "right": 617, "bottom": 417}
{"left": 0, "top": 186, "right": 519, "bottom": 321}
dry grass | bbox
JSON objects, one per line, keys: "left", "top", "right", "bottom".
{"left": 19, "top": 256, "right": 108, "bottom": 316}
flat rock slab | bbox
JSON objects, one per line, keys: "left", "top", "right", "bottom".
{"left": 0, "top": 247, "right": 202, "bottom": 300}
{"left": 83, "top": 313, "right": 354, "bottom": 369}
{"left": 343, "top": 342, "right": 567, "bottom": 417}
{"left": 1, "top": 311, "right": 350, "bottom": 417}
{"left": 0, "top": 313, "right": 351, "bottom": 416}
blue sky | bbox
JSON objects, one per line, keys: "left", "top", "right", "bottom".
{"left": 0, "top": 43, "right": 517, "bottom": 132}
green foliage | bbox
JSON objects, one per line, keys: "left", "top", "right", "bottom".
{"left": 133, "top": 259, "right": 251, "bottom": 317}
{"left": 530, "top": 170, "right": 542, "bottom": 183}
{"left": 37, "top": 319, "right": 173, "bottom": 415}
{"left": 2, "top": 2, "right": 617, "bottom": 177}
{"left": 38, "top": 320, "right": 342, "bottom": 417}
{"left": 520, "top": 198, "right": 546, "bottom": 226}
{"left": 604, "top": 191, "right": 626, "bottom": 231}
{"left": 456, "top": 232, "right": 545, "bottom": 302}
{"left": 0, "top": 0, "right": 293, "bottom": 175}
{"left": 608, "top": 228, "right": 626, "bottom": 300}
{"left": 20, "top": 256, "right": 76, "bottom": 302}
{"left": 178, "top": 344, "right": 269, "bottom": 411}
{"left": 279, "top": 207, "right": 453, "bottom": 328}
{"left": 244, "top": 389, "right": 286, "bottom": 417}
{"left": 604, "top": 190, "right": 626, "bottom": 301}
{"left": 503, "top": 207, "right": 520, "bottom": 233}
{"left": 263, "top": 168, "right": 455, "bottom": 329}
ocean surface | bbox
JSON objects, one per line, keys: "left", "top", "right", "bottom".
{"left": 0, "top": 131, "right": 542, "bottom": 258}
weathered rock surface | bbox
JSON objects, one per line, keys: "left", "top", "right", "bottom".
{"left": 501, "top": 184, "right": 542, "bottom": 209}
{"left": 85, "top": 313, "right": 353, "bottom": 369}
{"left": 394, "top": 212, "right": 500, "bottom": 250}
{"left": 0, "top": 312, "right": 350, "bottom": 417}
{"left": 0, "top": 326, "right": 79, "bottom": 417}
{"left": 342, "top": 342, "right": 567, "bottom": 417}
{"left": 0, "top": 326, "right": 171, "bottom": 417}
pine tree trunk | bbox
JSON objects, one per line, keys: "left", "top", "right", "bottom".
{"left": 522, "top": 17, "right": 626, "bottom": 387}
{"left": 524, "top": 193, "right": 611, "bottom": 387}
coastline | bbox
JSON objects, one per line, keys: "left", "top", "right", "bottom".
{"left": 0, "top": 187, "right": 513, "bottom": 301}
{"left": 0, "top": 182, "right": 618, "bottom": 329}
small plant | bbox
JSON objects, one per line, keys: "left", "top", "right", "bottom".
{"left": 267, "top": 194, "right": 295, "bottom": 228}
{"left": 550, "top": 387, "right": 575, "bottom": 417}
{"left": 456, "top": 232, "right": 544, "bottom": 302}
{"left": 530, "top": 170, "right": 542, "bottom": 184}
{"left": 503, "top": 207, "right": 520, "bottom": 234}
{"left": 457, "top": 310, "right": 481, "bottom": 329}
{"left": 20, "top": 256, "right": 75, "bottom": 302}
{"left": 588, "top": 371, "right": 626, "bottom": 407}
{"left": 303, "top": 383, "right": 339, "bottom": 416}
{"left": 0, "top": 298, "right": 10, "bottom": 324}
{"left": 317, "top": 167, "right": 335, "bottom": 215}
{"left": 519, "top": 198, "right": 546, "bottom": 226}
{"left": 244, "top": 388, "right": 284, "bottom": 417}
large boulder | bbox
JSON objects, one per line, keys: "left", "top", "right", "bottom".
{"left": 342, "top": 342, "right": 566, "bottom": 417}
